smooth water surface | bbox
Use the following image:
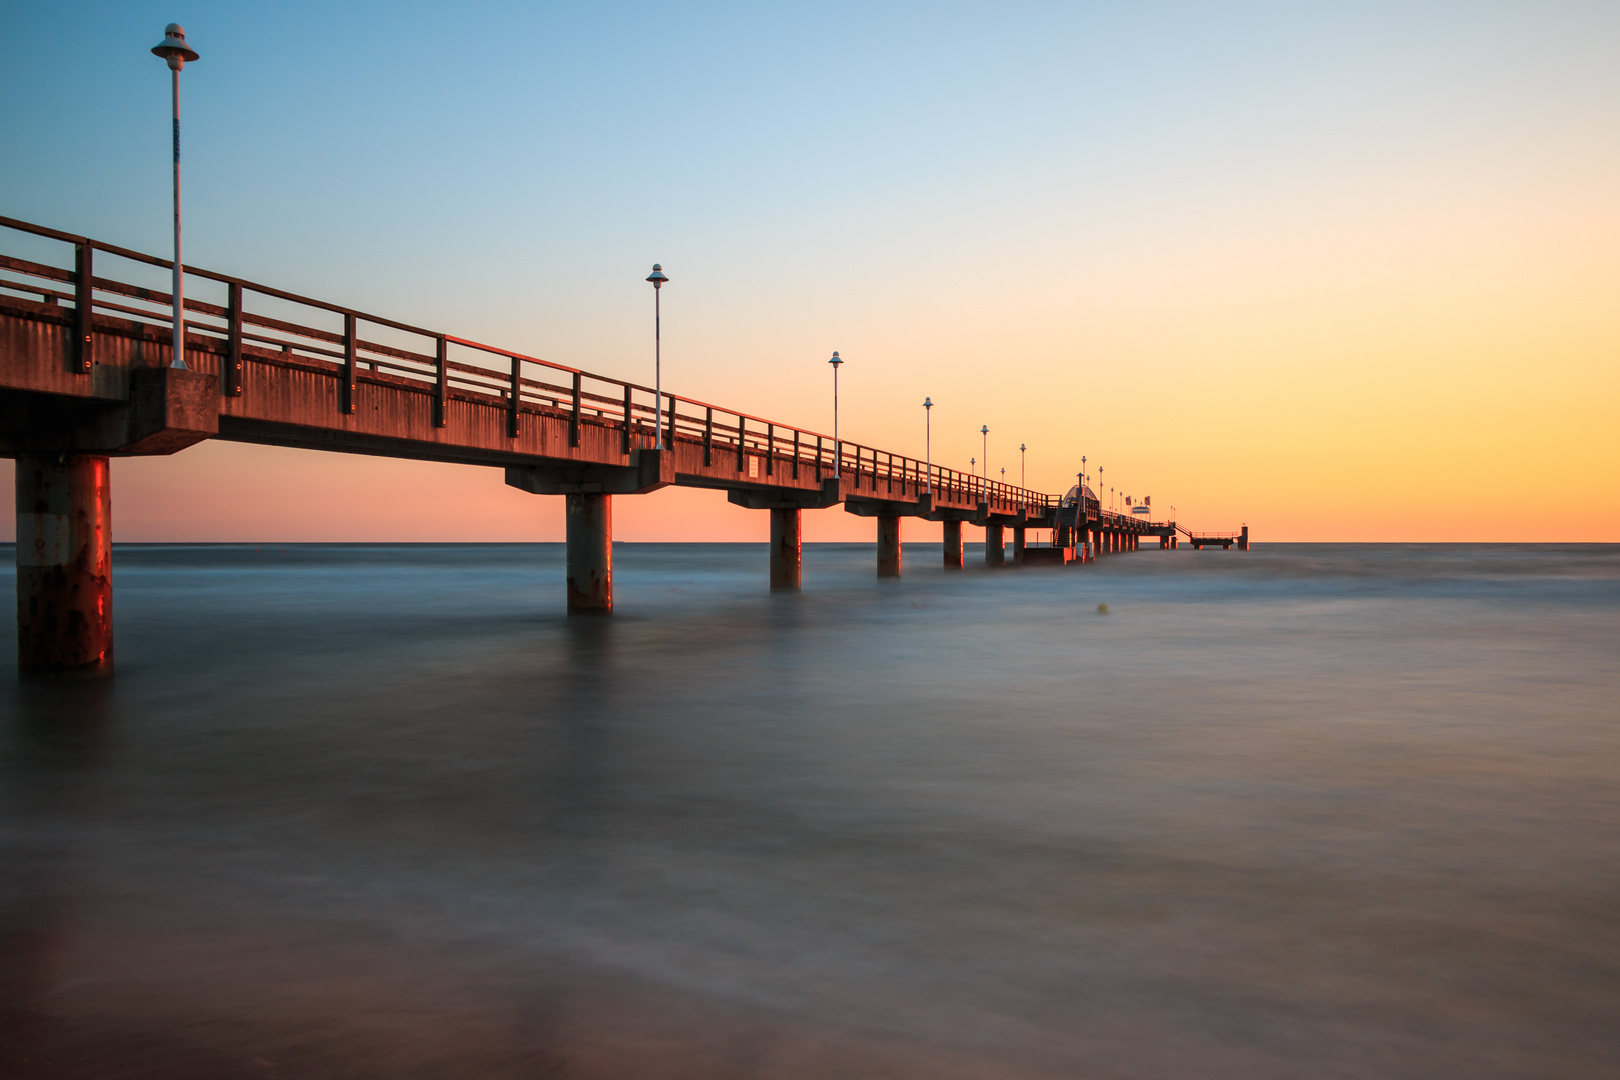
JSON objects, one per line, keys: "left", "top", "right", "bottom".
{"left": 2, "top": 543, "right": 1618, "bottom": 1078}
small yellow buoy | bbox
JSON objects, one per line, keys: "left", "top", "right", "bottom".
{"left": 1096, "top": 603, "right": 1109, "bottom": 615}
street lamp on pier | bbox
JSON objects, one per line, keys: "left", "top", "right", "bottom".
{"left": 150, "top": 23, "right": 200, "bottom": 370}
{"left": 829, "top": 351, "right": 843, "bottom": 479}
{"left": 1020, "top": 443, "right": 1026, "bottom": 490}
{"left": 922, "top": 397, "right": 933, "bottom": 494}
{"left": 645, "top": 264, "right": 668, "bottom": 448}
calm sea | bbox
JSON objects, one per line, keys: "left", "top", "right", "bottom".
{"left": 2, "top": 542, "right": 1617, "bottom": 1078}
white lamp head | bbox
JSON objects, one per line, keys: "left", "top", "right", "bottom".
{"left": 152, "top": 23, "right": 199, "bottom": 70}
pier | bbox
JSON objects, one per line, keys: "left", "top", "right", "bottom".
{"left": 0, "top": 216, "right": 1232, "bottom": 671}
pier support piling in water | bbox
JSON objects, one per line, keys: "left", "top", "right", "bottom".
{"left": 1013, "top": 526, "right": 1026, "bottom": 565}
{"left": 985, "top": 523, "right": 1005, "bottom": 567}
{"left": 877, "top": 511, "right": 902, "bottom": 578}
{"left": 771, "top": 506, "right": 802, "bottom": 590}
{"left": 16, "top": 454, "right": 112, "bottom": 671}
{"left": 943, "top": 520, "right": 963, "bottom": 569}
{"left": 565, "top": 493, "right": 612, "bottom": 613}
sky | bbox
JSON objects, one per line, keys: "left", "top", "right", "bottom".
{"left": 2, "top": 1, "right": 1616, "bottom": 542}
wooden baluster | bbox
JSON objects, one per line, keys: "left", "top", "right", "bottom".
{"left": 434, "top": 335, "right": 448, "bottom": 428}
{"left": 72, "top": 241, "right": 92, "bottom": 374}
{"left": 569, "top": 372, "right": 581, "bottom": 447}
{"left": 342, "top": 312, "right": 357, "bottom": 414}
{"left": 508, "top": 355, "right": 520, "bottom": 437}
{"left": 224, "top": 281, "right": 243, "bottom": 397}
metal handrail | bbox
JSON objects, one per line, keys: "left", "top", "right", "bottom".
{"left": 0, "top": 213, "right": 1065, "bottom": 510}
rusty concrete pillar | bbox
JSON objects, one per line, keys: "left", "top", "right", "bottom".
{"left": 16, "top": 455, "right": 113, "bottom": 672}
{"left": 770, "top": 506, "right": 802, "bottom": 590}
{"left": 877, "top": 511, "right": 902, "bottom": 578}
{"left": 565, "top": 493, "right": 612, "bottom": 613}
{"left": 942, "top": 519, "right": 963, "bottom": 570}
{"left": 1013, "top": 526, "right": 1027, "bottom": 565}
{"left": 985, "top": 523, "right": 1005, "bottom": 567}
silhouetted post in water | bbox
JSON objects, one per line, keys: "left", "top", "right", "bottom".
{"left": 877, "top": 511, "right": 902, "bottom": 578}
{"left": 943, "top": 520, "right": 963, "bottom": 569}
{"left": 565, "top": 494, "right": 612, "bottom": 613}
{"left": 1013, "top": 525, "right": 1026, "bottom": 565}
{"left": 16, "top": 456, "right": 112, "bottom": 671}
{"left": 1239, "top": 525, "right": 1249, "bottom": 551}
{"left": 771, "top": 506, "right": 801, "bottom": 590}
{"left": 985, "top": 523, "right": 1005, "bottom": 567}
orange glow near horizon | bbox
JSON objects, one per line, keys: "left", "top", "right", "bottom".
{"left": 3, "top": 8, "right": 1615, "bottom": 544}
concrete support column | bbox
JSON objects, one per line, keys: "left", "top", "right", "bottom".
{"left": 985, "top": 523, "right": 1005, "bottom": 567}
{"left": 770, "top": 506, "right": 802, "bottom": 590}
{"left": 16, "top": 455, "right": 113, "bottom": 671}
{"left": 1239, "top": 526, "right": 1250, "bottom": 551}
{"left": 1013, "top": 526, "right": 1027, "bottom": 565}
{"left": 565, "top": 493, "right": 612, "bottom": 613}
{"left": 942, "top": 520, "right": 963, "bottom": 570}
{"left": 877, "top": 512, "right": 902, "bottom": 578}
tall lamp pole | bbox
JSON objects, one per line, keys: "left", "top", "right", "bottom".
{"left": 829, "top": 351, "right": 843, "bottom": 479}
{"left": 151, "top": 24, "right": 199, "bottom": 371}
{"left": 922, "top": 397, "right": 933, "bottom": 494}
{"left": 1019, "top": 443, "right": 1026, "bottom": 489}
{"left": 645, "top": 264, "right": 668, "bottom": 448}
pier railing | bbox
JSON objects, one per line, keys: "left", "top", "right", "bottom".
{"left": 0, "top": 215, "right": 1053, "bottom": 513}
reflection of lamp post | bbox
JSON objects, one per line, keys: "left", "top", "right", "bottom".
{"left": 645, "top": 264, "right": 668, "bottom": 448}
{"left": 923, "top": 397, "right": 933, "bottom": 494}
{"left": 829, "top": 351, "right": 843, "bottom": 479}
{"left": 151, "top": 24, "right": 200, "bottom": 370}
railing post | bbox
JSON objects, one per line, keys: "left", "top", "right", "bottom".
{"left": 766, "top": 424, "right": 775, "bottom": 476}
{"left": 621, "top": 385, "right": 633, "bottom": 454}
{"left": 569, "top": 371, "right": 581, "bottom": 447}
{"left": 508, "top": 355, "right": 520, "bottom": 438}
{"left": 224, "top": 281, "right": 243, "bottom": 397}
{"left": 815, "top": 435, "right": 823, "bottom": 479}
{"left": 72, "top": 241, "right": 93, "bottom": 374}
{"left": 703, "top": 407, "right": 713, "bottom": 466}
{"left": 666, "top": 395, "right": 676, "bottom": 449}
{"left": 342, "top": 312, "right": 357, "bottom": 414}
{"left": 736, "top": 417, "right": 746, "bottom": 473}
{"left": 791, "top": 429, "right": 800, "bottom": 479}
{"left": 433, "top": 335, "right": 448, "bottom": 427}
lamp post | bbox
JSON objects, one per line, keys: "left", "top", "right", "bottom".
{"left": 151, "top": 24, "right": 199, "bottom": 371}
{"left": 980, "top": 425, "right": 989, "bottom": 484}
{"left": 645, "top": 264, "right": 668, "bottom": 448}
{"left": 829, "top": 351, "right": 843, "bottom": 479}
{"left": 1019, "top": 443, "right": 1026, "bottom": 490}
{"left": 922, "top": 397, "right": 933, "bottom": 494}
